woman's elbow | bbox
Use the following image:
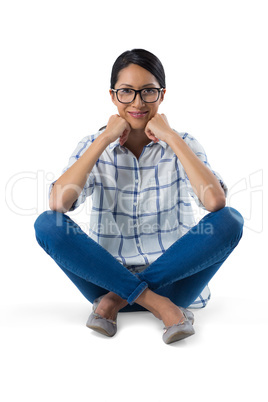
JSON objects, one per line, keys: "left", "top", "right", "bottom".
{"left": 49, "top": 199, "right": 62, "bottom": 213}
{"left": 49, "top": 196, "right": 70, "bottom": 213}
{"left": 206, "top": 194, "right": 226, "bottom": 212}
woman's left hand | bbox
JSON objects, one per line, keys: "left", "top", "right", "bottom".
{"left": 144, "top": 113, "right": 174, "bottom": 143}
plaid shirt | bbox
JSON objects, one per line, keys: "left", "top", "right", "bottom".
{"left": 52, "top": 129, "right": 228, "bottom": 308}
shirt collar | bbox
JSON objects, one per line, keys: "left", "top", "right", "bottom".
{"left": 108, "top": 138, "right": 167, "bottom": 152}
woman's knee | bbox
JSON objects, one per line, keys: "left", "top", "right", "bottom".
{"left": 34, "top": 210, "right": 64, "bottom": 238}
{"left": 220, "top": 206, "right": 244, "bottom": 241}
{"left": 223, "top": 206, "right": 244, "bottom": 227}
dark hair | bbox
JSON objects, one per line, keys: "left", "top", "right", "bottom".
{"left": 110, "top": 48, "right": 166, "bottom": 89}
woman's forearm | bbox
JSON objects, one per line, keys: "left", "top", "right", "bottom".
{"left": 166, "top": 132, "right": 226, "bottom": 212}
{"left": 49, "top": 115, "right": 131, "bottom": 213}
{"left": 49, "top": 132, "right": 111, "bottom": 212}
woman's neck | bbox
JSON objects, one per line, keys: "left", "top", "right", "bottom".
{"left": 124, "top": 129, "right": 151, "bottom": 149}
{"left": 123, "top": 129, "right": 151, "bottom": 159}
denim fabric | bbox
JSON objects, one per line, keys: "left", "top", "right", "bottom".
{"left": 34, "top": 207, "right": 243, "bottom": 309}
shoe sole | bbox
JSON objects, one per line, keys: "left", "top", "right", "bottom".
{"left": 164, "top": 329, "right": 195, "bottom": 344}
{"left": 86, "top": 323, "right": 115, "bottom": 337}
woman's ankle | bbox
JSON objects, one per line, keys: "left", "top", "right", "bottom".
{"left": 135, "top": 289, "right": 184, "bottom": 326}
{"left": 135, "top": 289, "right": 167, "bottom": 320}
{"left": 95, "top": 292, "right": 127, "bottom": 319}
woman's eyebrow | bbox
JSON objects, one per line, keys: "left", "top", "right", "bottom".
{"left": 119, "top": 83, "right": 156, "bottom": 88}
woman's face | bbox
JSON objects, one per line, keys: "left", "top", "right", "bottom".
{"left": 110, "top": 63, "right": 166, "bottom": 130}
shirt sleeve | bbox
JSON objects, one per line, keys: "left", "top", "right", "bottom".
{"left": 48, "top": 134, "right": 96, "bottom": 211}
{"left": 178, "top": 132, "right": 228, "bottom": 209}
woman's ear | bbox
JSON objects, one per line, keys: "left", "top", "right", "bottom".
{"left": 159, "top": 88, "right": 166, "bottom": 104}
{"left": 109, "top": 89, "right": 117, "bottom": 105}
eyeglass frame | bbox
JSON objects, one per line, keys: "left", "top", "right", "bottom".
{"left": 111, "top": 87, "right": 164, "bottom": 104}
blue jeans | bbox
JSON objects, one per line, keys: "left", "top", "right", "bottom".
{"left": 34, "top": 207, "right": 244, "bottom": 311}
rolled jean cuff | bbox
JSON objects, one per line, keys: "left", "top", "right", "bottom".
{"left": 127, "top": 281, "right": 148, "bottom": 305}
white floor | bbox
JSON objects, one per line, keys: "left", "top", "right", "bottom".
{"left": 1, "top": 296, "right": 267, "bottom": 402}
{"left": 1, "top": 220, "right": 267, "bottom": 402}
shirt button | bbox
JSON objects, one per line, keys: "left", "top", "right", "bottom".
{"left": 135, "top": 179, "right": 139, "bottom": 183}
{"left": 133, "top": 202, "right": 137, "bottom": 206}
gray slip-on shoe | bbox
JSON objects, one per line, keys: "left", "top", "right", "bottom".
{"left": 163, "top": 314, "right": 195, "bottom": 344}
{"left": 179, "top": 307, "right": 194, "bottom": 325}
{"left": 86, "top": 296, "right": 117, "bottom": 337}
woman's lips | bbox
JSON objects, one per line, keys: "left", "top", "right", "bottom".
{"left": 128, "top": 111, "right": 148, "bottom": 119}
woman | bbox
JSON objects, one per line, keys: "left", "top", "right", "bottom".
{"left": 34, "top": 49, "right": 244, "bottom": 344}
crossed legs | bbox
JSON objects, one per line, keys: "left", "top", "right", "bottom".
{"left": 34, "top": 207, "right": 244, "bottom": 328}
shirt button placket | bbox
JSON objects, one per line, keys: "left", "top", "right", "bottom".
{"left": 134, "top": 166, "right": 141, "bottom": 251}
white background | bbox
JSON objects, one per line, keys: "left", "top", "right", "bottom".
{"left": 1, "top": 0, "right": 267, "bottom": 401}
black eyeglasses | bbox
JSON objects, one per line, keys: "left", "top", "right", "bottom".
{"left": 111, "top": 87, "right": 164, "bottom": 104}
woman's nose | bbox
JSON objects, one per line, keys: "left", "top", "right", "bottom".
{"left": 132, "top": 92, "right": 145, "bottom": 108}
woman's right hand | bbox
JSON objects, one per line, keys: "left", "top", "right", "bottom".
{"left": 50, "top": 115, "right": 130, "bottom": 212}
{"left": 102, "top": 114, "right": 131, "bottom": 146}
